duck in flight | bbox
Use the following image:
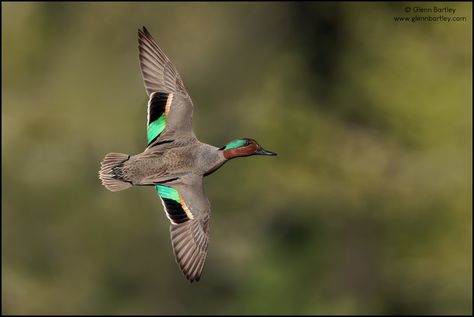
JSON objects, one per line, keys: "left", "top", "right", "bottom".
{"left": 99, "top": 27, "right": 277, "bottom": 282}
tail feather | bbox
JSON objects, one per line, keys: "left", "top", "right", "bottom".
{"left": 99, "top": 153, "right": 132, "bottom": 192}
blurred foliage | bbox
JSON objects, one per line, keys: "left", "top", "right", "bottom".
{"left": 2, "top": 2, "right": 472, "bottom": 315}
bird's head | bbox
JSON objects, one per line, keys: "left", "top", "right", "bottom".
{"left": 220, "top": 138, "right": 277, "bottom": 160}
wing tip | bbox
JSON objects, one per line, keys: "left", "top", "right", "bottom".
{"left": 182, "top": 254, "right": 206, "bottom": 283}
{"left": 138, "top": 26, "right": 152, "bottom": 38}
{"left": 186, "top": 271, "right": 203, "bottom": 283}
{"left": 168, "top": 218, "right": 206, "bottom": 284}
{"left": 138, "top": 26, "right": 149, "bottom": 38}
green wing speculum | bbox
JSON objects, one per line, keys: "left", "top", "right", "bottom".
{"left": 156, "top": 184, "right": 193, "bottom": 224}
{"left": 147, "top": 92, "right": 174, "bottom": 145}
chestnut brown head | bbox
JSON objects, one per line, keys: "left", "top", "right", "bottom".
{"left": 220, "top": 138, "right": 277, "bottom": 160}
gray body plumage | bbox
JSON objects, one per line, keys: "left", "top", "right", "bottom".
{"left": 122, "top": 140, "right": 226, "bottom": 185}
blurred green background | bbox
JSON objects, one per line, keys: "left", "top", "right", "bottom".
{"left": 2, "top": 2, "right": 472, "bottom": 315}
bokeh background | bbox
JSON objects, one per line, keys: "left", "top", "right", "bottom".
{"left": 2, "top": 2, "right": 472, "bottom": 315}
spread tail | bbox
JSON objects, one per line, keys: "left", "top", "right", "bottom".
{"left": 99, "top": 153, "right": 132, "bottom": 192}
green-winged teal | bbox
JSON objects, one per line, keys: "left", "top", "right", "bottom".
{"left": 99, "top": 27, "right": 277, "bottom": 282}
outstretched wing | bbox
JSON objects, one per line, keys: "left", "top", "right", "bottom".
{"left": 138, "top": 27, "right": 194, "bottom": 147}
{"left": 156, "top": 175, "right": 210, "bottom": 282}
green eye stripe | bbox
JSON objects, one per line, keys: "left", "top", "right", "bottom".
{"left": 156, "top": 184, "right": 180, "bottom": 203}
{"left": 147, "top": 114, "right": 166, "bottom": 144}
{"left": 224, "top": 139, "right": 247, "bottom": 150}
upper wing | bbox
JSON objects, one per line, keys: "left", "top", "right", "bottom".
{"left": 156, "top": 175, "right": 210, "bottom": 282}
{"left": 139, "top": 27, "right": 195, "bottom": 147}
